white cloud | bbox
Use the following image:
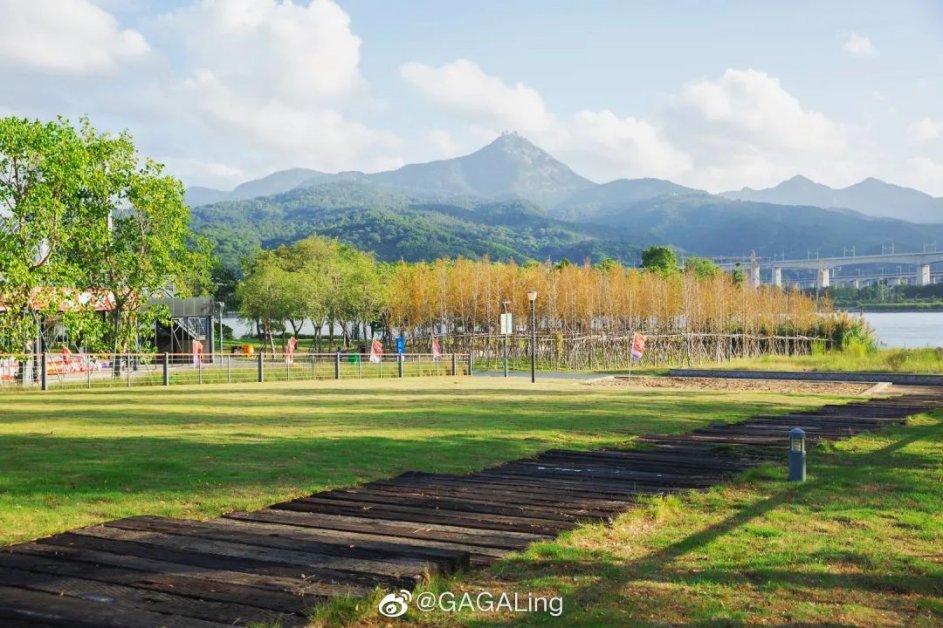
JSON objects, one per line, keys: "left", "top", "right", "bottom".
{"left": 400, "top": 59, "right": 555, "bottom": 133}
{"left": 161, "top": 0, "right": 362, "bottom": 104}
{"left": 422, "top": 129, "right": 464, "bottom": 159}
{"left": 908, "top": 118, "right": 942, "bottom": 142}
{"left": 559, "top": 110, "right": 692, "bottom": 181}
{"left": 677, "top": 69, "right": 845, "bottom": 154}
{"left": 0, "top": 0, "right": 149, "bottom": 74}
{"left": 150, "top": 0, "right": 402, "bottom": 182}
{"left": 843, "top": 32, "right": 878, "bottom": 58}
{"left": 663, "top": 68, "right": 862, "bottom": 191}
{"left": 902, "top": 158, "right": 943, "bottom": 196}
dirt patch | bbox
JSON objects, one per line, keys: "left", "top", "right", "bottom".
{"left": 587, "top": 376, "right": 877, "bottom": 396}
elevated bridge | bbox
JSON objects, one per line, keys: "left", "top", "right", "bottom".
{"left": 714, "top": 251, "right": 943, "bottom": 288}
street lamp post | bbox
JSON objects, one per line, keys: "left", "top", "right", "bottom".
{"left": 527, "top": 290, "right": 537, "bottom": 383}
{"left": 217, "top": 302, "right": 225, "bottom": 357}
{"left": 501, "top": 300, "right": 511, "bottom": 378}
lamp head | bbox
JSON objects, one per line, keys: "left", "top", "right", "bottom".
{"left": 527, "top": 290, "right": 538, "bottom": 302}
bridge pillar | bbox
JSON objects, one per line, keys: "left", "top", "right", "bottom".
{"left": 852, "top": 279, "right": 860, "bottom": 289}
{"left": 918, "top": 264, "right": 931, "bottom": 286}
{"left": 817, "top": 267, "right": 830, "bottom": 289}
{"left": 750, "top": 264, "right": 761, "bottom": 287}
{"left": 772, "top": 267, "right": 782, "bottom": 287}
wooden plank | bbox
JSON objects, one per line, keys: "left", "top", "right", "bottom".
{"left": 227, "top": 509, "right": 551, "bottom": 549}
{"left": 389, "top": 471, "right": 662, "bottom": 500}
{"left": 0, "top": 583, "right": 229, "bottom": 627}
{"left": 0, "top": 563, "right": 300, "bottom": 626}
{"left": 66, "top": 525, "right": 436, "bottom": 580}
{"left": 349, "top": 481, "right": 629, "bottom": 514}
{"left": 5, "top": 544, "right": 317, "bottom": 614}
{"left": 207, "top": 517, "right": 509, "bottom": 565}
{"left": 276, "top": 497, "right": 575, "bottom": 535}
{"left": 105, "top": 517, "right": 470, "bottom": 572}
{"left": 18, "top": 539, "right": 388, "bottom": 594}
{"left": 316, "top": 488, "right": 613, "bottom": 521}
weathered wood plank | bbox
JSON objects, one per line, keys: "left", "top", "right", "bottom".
{"left": 0, "top": 583, "right": 230, "bottom": 627}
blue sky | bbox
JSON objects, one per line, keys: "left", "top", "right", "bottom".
{"left": 2, "top": 0, "right": 942, "bottom": 195}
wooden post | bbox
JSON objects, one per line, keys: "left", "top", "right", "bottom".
{"left": 162, "top": 353, "right": 170, "bottom": 386}
{"left": 398, "top": 353, "right": 404, "bottom": 378}
{"left": 451, "top": 353, "right": 457, "bottom": 376}
{"left": 40, "top": 353, "right": 48, "bottom": 391}
{"left": 257, "top": 352, "right": 264, "bottom": 383}
{"left": 467, "top": 352, "right": 473, "bottom": 376}
{"left": 335, "top": 351, "right": 341, "bottom": 380}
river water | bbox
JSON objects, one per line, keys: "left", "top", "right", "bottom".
{"left": 860, "top": 312, "right": 943, "bottom": 348}
{"left": 223, "top": 312, "right": 943, "bottom": 350}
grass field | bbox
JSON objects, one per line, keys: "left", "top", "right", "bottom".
{"left": 725, "top": 348, "right": 943, "bottom": 374}
{"left": 322, "top": 411, "right": 943, "bottom": 627}
{"left": 0, "top": 377, "right": 849, "bottom": 547}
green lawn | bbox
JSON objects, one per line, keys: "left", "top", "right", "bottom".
{"left": 0, "top": 377, "right": 847, "bottom": 546}
{"left": 724, "top": 348, "right": 943, "bottom": 374}
{"left": 365, "top": 411, "right": 942, "bottom": 627}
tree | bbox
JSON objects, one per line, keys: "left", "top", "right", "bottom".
{"left": 73, "top": 122, "right": 208, "bottom": 353}
{"left": 0, "top": 116, "right": 207, "bottom": 354}
{"left": 236, "top": 255, "right": 293, "bottom": 353}
{"left": 0, "top": 117, "right": 88, "bottom": 352}
{"left": 641, "top": 246, "right": 679, "bottom": 275}
{"left": 684, "top": 257, "right": 720, "bottom": 279}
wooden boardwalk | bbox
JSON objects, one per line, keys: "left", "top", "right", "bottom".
{"left": 1, "top": 390, "right": 940, "bottom": 626}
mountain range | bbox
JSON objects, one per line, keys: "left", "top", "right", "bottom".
{"left": 187, "top": 133, "right": 943, "bottom": 269}
{"left": 721, "top": 175, "right": 943, "bottom": 224}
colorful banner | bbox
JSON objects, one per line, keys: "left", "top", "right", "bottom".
{"left": 192, "top": 339, "right": 204, "bottom": 365}
{"left": 369, "top": 338, "right": 383, "bottom": 364}
{"left": 431, "top": 336, "right": 441, "bottom": 360}
{"left": 631, "top": 332, "right": 646, "bottom": 360}
{"left": 286, "top": 337, "right": 298, "bottom": 364}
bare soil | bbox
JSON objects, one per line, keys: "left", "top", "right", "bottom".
{"left": 587, "top": 376, "right": 877, "bottom": 396}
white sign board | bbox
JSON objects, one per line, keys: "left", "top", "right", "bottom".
{"left": 500, "top": 312, "right": 513, "bottom": 335}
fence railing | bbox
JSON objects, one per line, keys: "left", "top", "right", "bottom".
{"left": 0, "top": 352, "right": 472, "bottom": 392}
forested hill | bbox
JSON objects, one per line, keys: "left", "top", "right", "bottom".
{"left": 188, "top": 134, "right": 943, "bottom": 270}
{"left": 191, "top": 178, "right": 943, "bottom": 271}
{"left": 191, "top": 182, "right": 644, "bottom": 269}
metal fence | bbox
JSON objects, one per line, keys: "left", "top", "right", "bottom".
{"left": 0, "top": 352, "right": 472, "bottom": 392}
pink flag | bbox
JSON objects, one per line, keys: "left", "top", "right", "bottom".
{"left": 192, "top": 339, "right": 204, "bottom": 365}
{"left": 631, "top": 333, "right": 646, "bottom": 360}
{"left": 431, "top": 336, "right": 442, "bottom": 360}
{"left": 369, "top": 338, "right": 383, "bottom": 364}
{"left": 286, "top": 337, "right": 298, "bottom": 364}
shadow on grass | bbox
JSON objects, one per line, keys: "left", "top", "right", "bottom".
{"left": 459, "top": 417, "right": 943, "bottom": 626}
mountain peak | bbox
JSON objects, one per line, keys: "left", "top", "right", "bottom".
{"left": 369, "top": 133, "right": 593, "bottom": 207}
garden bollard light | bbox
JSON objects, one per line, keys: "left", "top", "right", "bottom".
{"left": 788, "top": 427, "right": 806, "bottom": 482}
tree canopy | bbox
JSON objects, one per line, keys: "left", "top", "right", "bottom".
{"left": 641, "top": 246, "right": 679, "bottom": 275}
{"left": 0, "top": 116, "right": 208, "bottom": 353}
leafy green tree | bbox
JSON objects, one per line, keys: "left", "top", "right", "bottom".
{"left": 74, "top": 122, "right": 208, "bottom": 353}
{"left": 641, "top": 246, "right": 679, "bottom": 275}
{"left": 0, "top": 117, "right": 88, "bottom": 351}
{"left": 0, "top": 116, "right": 207, "bottom": 354}
{"left": 683, "top": 256, "right": 720, "bottom": 279}
{"left": 236, "top": 254, "right": 293, "bottom": 353}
